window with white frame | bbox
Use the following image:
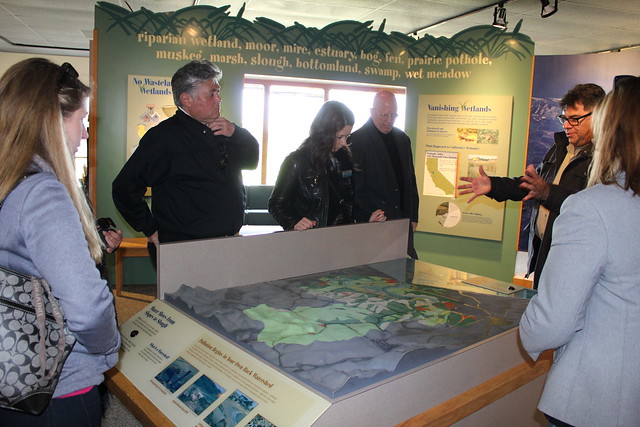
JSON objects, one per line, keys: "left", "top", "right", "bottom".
{"left": 242, "top": 75, "right": 406, "bottom": 185}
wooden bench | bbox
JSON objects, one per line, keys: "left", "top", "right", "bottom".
{"left": 512, "top": 273, "right": 534, "bottom": 289}
{"left": 114, "top": 237, "right": 150, "bottom": 296}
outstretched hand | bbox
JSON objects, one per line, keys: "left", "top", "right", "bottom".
{"left": 520, "top": 164, "right": 550, "bottom": 201}
{"left": 458, "top": 165, "right": 492, "bottom": 203}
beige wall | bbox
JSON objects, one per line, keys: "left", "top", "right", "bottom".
{"left": 0, "top": 52, "right": 89, "bottom": 84}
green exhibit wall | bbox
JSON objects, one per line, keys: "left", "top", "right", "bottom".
{"left": 94, "top": 3, "right": 534, "bottom": 284}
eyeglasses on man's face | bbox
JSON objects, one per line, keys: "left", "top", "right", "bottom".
{"left": 557, "top": 112, "right": 592, "bottom": 127}
{"left": 375, "top": 111, "right": 399, "bottom": 120}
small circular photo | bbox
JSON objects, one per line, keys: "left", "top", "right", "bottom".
{"left": 435, "top": 202, "right": 461, "bottom": 228}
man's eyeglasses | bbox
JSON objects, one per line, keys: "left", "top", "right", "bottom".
{"left": 557, "top": 112, "right": 592, "bottom": 126}
{"left": 377, "top": 112, "right": 399, "bottom": 120}
{"left": 57, "top": 62, "right": 79, "bottom": 90}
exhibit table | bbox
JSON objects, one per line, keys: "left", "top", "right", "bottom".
{"left": 106, "top": 220, "right": 550, "bottom": 426}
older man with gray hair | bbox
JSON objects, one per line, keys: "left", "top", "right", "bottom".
{"left": 113, "top": 60, "right": 258, "bottom": 266}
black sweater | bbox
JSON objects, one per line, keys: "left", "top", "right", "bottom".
{"left": 112, "top": 109, "right": 258, "bottom": 243}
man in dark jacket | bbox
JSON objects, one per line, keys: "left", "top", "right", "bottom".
{"left": 112, "top": 60, "right": 258, "bottom": 265}
{"left": 350, "top": 90, "right": 420, "bottom": 258}
{"left": 458, "top": 83, "right": 605, "bottom": 288}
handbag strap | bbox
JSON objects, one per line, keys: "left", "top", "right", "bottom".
{"left": 31, "top": 276, "right": 67, "bottom": 380}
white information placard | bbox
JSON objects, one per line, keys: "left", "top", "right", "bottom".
{"left": 117, "top": 299, "right": 330, "bottom": 427}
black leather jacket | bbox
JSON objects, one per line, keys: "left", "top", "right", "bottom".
{"left": 268, "top": 146, "right": 354, "bottom": 230}
{"left": 488, "top": 132, "right": 592, "bottom": 288}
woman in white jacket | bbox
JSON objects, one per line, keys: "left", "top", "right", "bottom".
{"left": 520, "top": 76, "right": 640, "bottom": 427}
{"left": 0, "top": 58, "right": 120, "bottom": 426}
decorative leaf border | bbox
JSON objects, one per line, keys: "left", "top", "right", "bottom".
{"left": 96, "top": 2, "right": 534, "bottom": 59}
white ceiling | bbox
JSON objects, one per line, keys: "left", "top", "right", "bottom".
{"left": 1, "top": 0, "right": 640, "bottom": 57}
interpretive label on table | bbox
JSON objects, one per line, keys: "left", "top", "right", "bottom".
{"left": 117, "top": 299, "right": 330, "bottom": 427}
{"left": 415, "top": 94, "right": 513, "bottom": 240}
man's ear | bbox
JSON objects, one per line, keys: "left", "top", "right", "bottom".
{"left": 180, "top": 92, "right": 192, "bottom": 108}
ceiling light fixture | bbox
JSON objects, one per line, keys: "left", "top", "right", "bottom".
{"left": 540, "top": 0, "right": 558, "bottom": 18}
{"left": 493, "top": 3, "right": 507, "bottom": 29}
{"left": 408, "top": 1, "right": 512, "bottom": 38}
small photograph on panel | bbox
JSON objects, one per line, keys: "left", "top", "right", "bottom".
{"left": 154, "top": 356, "right": 199, "bottom": 393}
{"left": 203, "top": 390, "right": 258, "bottom": 427}
{"left": 477, "top": 128, "right": 499, "bottom": 144}
{"left": 246, "top": 414, "right": 277, "bottom": 427}
{"left": 466, "top": 154, "right": 498, "bottom": 178}
{"left": 456, "top": 128, "right": 477, "bottom": 143}
{"left": 435, "top": 201, "right": 461, "bottom": 228}
{"left": 178, "top": 375, "right": 226, "bottom": 415}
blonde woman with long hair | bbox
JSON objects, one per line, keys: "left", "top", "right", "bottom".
{"left": 0, "top": 58, "right": 120, "bottom": 426}
{"left": 520, "top": 76, "right": 640, "bottom": 427}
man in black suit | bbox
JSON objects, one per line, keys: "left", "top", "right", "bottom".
{"left": 112, "top": 60, "right": 259, "bottom": 266}
{"left": 350, "top": 90, "right": 420, "bottom": 258}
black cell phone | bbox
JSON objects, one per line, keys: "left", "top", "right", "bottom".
{"left": 96, "top": 217, "right": 116, "bottom": 234}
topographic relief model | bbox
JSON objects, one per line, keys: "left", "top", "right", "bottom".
{"left": 165, "top": 264, "right": 529, "bottom": 398}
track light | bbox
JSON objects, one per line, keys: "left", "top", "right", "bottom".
{"left": 540, "top": 0, "right": 558, "bottom": 18}
{"left": 493, "top": 3, "right": 507, "bottom": 29}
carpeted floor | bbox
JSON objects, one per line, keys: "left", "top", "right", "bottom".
{"left": 113, "top": 285, "right": 157, "bottom": 327}
{"left": 102, "top": 284, "right": 157, "bottom": 427}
